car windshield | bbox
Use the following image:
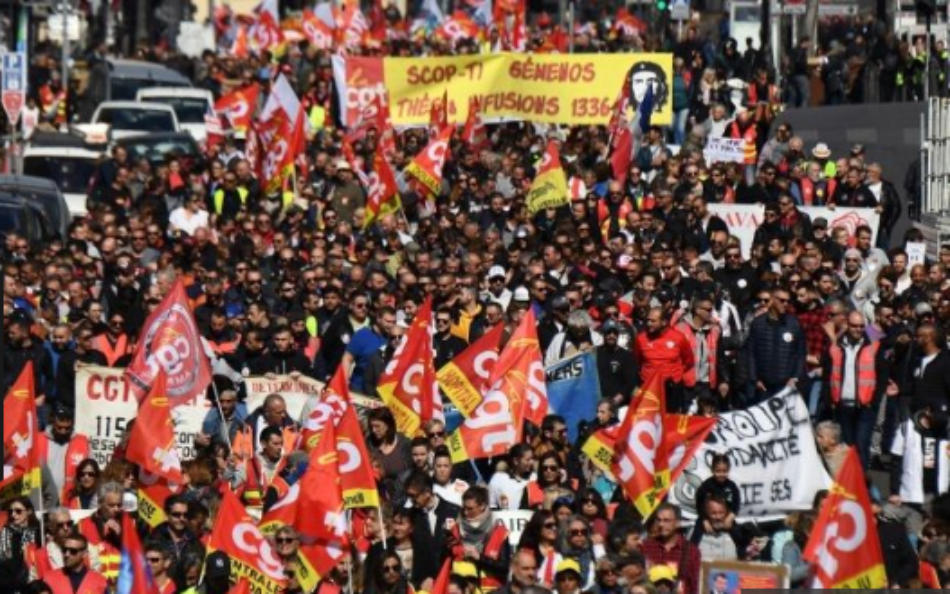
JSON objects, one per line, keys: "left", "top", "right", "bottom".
{"left": 23, "top": 157, "right": 97, "bottom": 194}
{"left": 97, "top": 107, "right": 175, "bottom": 131}
{"left": 111, "top": 78, "right": 184, "bottom": 101}
{"left": 0, "top": 205, "right": 23, "bottom": 233}
{"left": 144, "top": 96, "right": 208, "bottom": 123}
{"left": 120, "top": 137, "right": 198, "bottom": 164}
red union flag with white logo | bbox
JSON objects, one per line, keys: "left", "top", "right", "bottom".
{"left": 377, "top": 297, "right": 441, "bottom": 437}
{"left": 612, "top": 374, "right": 665, "bottom": 517}
{"left": 210, "top": 489, "right": 286, "bottom": 591}
{"left": 405, "top": 124, "right": 452, "bottom": 201}
{"left": 804, "top": 447, "right": 887, "bottom": 588}
{"left": 124, "top": 280, "right": 212, "bottom": 406}
{"left": 437, "top": 322, "right": 503, "bottom": 418}
{"left": 214, "top": 84, "right": 259, "bottom": 133}
{"left": 302, "top": 9, "right": 334, "bottom": 49}
{"left": 125, "top": 371, "right": 183, "bottom": 484}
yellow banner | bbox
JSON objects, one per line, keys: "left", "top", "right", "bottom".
{"left": 383, "top": 53, "right": 673, "bottom": 126}
{"left": 527, "top": 167, "right": 569, "bottom": 214}
{"left": 437, "top": 362, "right": 482, "bottom": 418}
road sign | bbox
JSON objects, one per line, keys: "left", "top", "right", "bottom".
{"left": 670, "top": 0, "right": 690, "bottom": 20}
{"left": 783, "top": 0, "right": 807, "bottom": 14}
{"left": 2, "top": 52, "right": 27, "bottom": 127}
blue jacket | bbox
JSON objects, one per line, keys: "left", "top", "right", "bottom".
{"left": 746, "top": 313, "right": 806, "bottom": 387}
{"left": 201, "top": 402, "right": 248, "bottom": 449}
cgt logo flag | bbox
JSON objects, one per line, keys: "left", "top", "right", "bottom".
{"left": 437, "top": 322, "right": 504, "bottom": 418}
{"left": 527, "top": 139, "right": 569, "bottom": 214}
{"left": 124, "top": 280, "right": 211, "bottom": 406}
{"left": 405, "top": 124, "right": 452, "bottom": 206}
{"left": 215, "top": 84, "right": 259, "bottom": 133}
{"left": 210, "top": 489, "right": 286, "bottom": 591}
{"left": 377, "top": 296, "right": 441, "bottom": 436}
{"left": 4, "top": 364, "right": 39, "bottom": 473}
{"left": 804, "top": 447, "right": 887, "bottom": 589}
{"left": 125, "top": 371, "right": 184, "bottom": 485}
{"left": 300, "top": 366, "right": 379, "bottom": 509}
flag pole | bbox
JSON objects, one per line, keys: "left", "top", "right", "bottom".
{"left": 377, "top": 505, "right": 388, "bottom": 550}
{"left": 210, "top": 380, "right": 235, "bottom": 452}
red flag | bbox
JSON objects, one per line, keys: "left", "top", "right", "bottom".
{"left": 461, "top": 96, "right": 489, "bottom": 152}
{"left": 259, "top": 110, "right": 296, "bottom": 195}
{"left": 295, "top": 420, "right": 350, "bottom": 578}
{"left": 232, "top": 24, "right": 249, "bottom": 58}
{"left": 803, "top": 447, "right": 887, "bottom": 588}
{"left": 377, "top": 297, "right": 441, "bottom": 436}
{"left": 119, "top": 512, "right": 161, "bottom": 594}
{"left": 437, "top": 323, "right": 504, "bottom": 417}
{"left": 4, "top": 364, "right": 38, "bottom": 472}
{"left": 210, "top": 489, "right": 286, "bottom": 590}
{"left": 405, "top": 124, "right": 453, "bottom": 207}
{"left": 431, "top": 558, "right": 453, "bottom": 594}
{"left": 124, "top": 280, "right": 211, "bottom": 406}
{"left": 436, "top": 11, "right": 480, "bottom": 44}
{"left": 215, "top": 84, "right": 259, "bottom": 133}
{"left": 615, "top": 8, "right": 647, "bottom": 36}
{"left": 205, "top": 104, "right": 224, "bottom": 149}
{"left": 488, "top": 308, "right": 548, "bottom": 429}
{"left": 429, "top": 90, "right": 449, "bottom": 133}
{"left": 302, "top": 9, "right": 334, "bottom": 49}
{"left": 611, "top": 375, "right": 665, "bottom": 517}
{"left": 362, "top": 150, "right": 400, "bottom": 229}
{"left": 608, "top": 75, "right": 633, "bottom": 183}
{"left": 249, "top": 8, "right": 285, "bottom": 54}
{"left": 137, "top": 468, "right": 178, "bottom": 529}
{"left": 228, "top": 579, "right": 253, "bottom": 594}
{"left": 125, "top": 372, "right": 183, "bottom": 484}
{"left": 300, "top": 366, "right": 379, "bottom": 508}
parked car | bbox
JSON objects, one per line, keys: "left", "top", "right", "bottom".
{"left": 136, "top": 87, "right": 215, "bottom": 143}
{"left": 0, "top": 175, "right": 70, "bottom": 238}
{"left": 79, "top": 58, "right": 192, "bottom": 121}
{"left": 0, "top": 192, "right": 61, "bottom": 251}
{"left": 91, "top": 101, "right": 180, "bottom": 139}
{"left": 23, "top": 136, "right": 103, "bottom": 218}
{"left": 113, "top": 132, "right": 205, "bottom": 172}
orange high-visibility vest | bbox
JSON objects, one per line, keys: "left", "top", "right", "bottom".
{"left": 92, "top": 334, "right": 130, "bottom": 367}
{"left": 78, "top": 517, "right": 121, "bottom": 584}
{"left": 828, "top": 341, "right": 880, "bottom": 406}
{"left": 44, "top": 567, "right": 108, "bottom": 594}
{"left": 731, "top": 125, "right": 757, "bottom": 165}
{"left": 675, "top": 321, "right": 720, "bottom": 388}
{"left": 35, "top": 432, "right": 91, "bottom": 504}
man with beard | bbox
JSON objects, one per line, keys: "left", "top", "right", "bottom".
{"left": 595, "top": 320, "right": 639, "bottom": 408}
{"left": 249, "top": 326, "right": 313, "bottom": 377}
{"left": 634, "top": 307, "right": 694, "bottom": 413}
{"left": 489, "top": 444, "right": 535, "bottom": 511}
{"left": 831, "top": 166, "right": 877, "bottom": 208}
{"left": 642, "top": 503, "right": 701, "bottom": 594}
{"left": 747, "top": 286, "right": 805, "bottom": 402}
{"left": 434, "top": 306, "right": 468, "bottom": 369}
{"left": 446, "top": 487, "right": 511, "bottom": 592}
{"left": 36, "top": 406, "right": 91, "bottom": 505}
{"left": 78, "top": 482, "right": 125, "bottom": 584}
{"left": 715, "top": 245, "right": 755, "bottom": 312}
{"left": 205, "top": 308, "right": 241, "bottom": 359}
{"left": 43, "top": 533, "right": 108, "bottom": 594}
{"left": 839, "top": 249, "right": 869, "bottom": 304}
{"left": 675, "top": 297, "right": 728, "bottom": 405}
{"left": 3, "top": 316, "right": 52, "bottom": 406}
{"left": 316, "top": 293, "right": 371, "bottom": 380}
{"left": 545, "top": 310, "right": 601, "bottom": 366}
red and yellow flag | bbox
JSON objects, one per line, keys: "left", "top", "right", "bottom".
{"left": 527, "top": 139, "right": 569, "bottom": 214}
{"left": 437, "top": 323, "right": 504, "bottom": 417}
{"left": 804, "top": 447, "right": 887, "bottom": 589}
{"left": 377, "top": 297, "right": 440, "bottom": 436}
{"left": 3, "top": 364, "right": 42, "bottom": 496}
{"left": 488, "top": 308, "right": 548, "bottom": 430}
{"left": 612, "top": 375, "right": 665, "bottom": 517}
{"left": 405, "top": 124, "right": 452, "bottom": 204}
{"left": 210, "top": 490, "right": 286, "bottom": 591}
{"left": 125, "top": 372, "right": 184, "bottom": 485}
{"left": 215, "top": 84, "right": 259, "bottom": 133}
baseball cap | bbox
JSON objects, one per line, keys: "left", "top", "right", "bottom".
{"left": 514, "top": 287, "right": 530, "bottom": 302}
{"left": 649, "top": 564, "right": 677, "bottom": 584}
{"left": 205, "top": 551, "right": 231, "bottom": 579}
{"left": 915, "top": 302, "right": 934, "bottom": 316}
{"left": 555, "top": 559, "right": 582, "bottom": 578}
{"left": 487, "top": 265, "right": 506, "bottom": 280}
{"left": 813, "top": 217, "right": 828, "bottom": 229}
{"left": 844, "top": 248, "right": 863, "bottom": 260}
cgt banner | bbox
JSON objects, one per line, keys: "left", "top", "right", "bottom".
{"left": 708, "top": 204, "right": 880, "bottom": 258}
{"left": 75, "top": 365, "right": 208, "bottom": 466}
{"left": 333, "top": 53, "right": 673, "bottom": 127}
{"left": 667, "top": 389, "right": 831, "bottom": 520}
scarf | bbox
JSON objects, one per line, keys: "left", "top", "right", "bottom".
{"left": 0, "top": 524, "right": 37, "bottom": 561}
{"left": 460, "top": 509, "right": 494, "bottom": 553}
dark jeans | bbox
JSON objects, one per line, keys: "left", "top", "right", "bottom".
{"left": 666, "top": 380, "right": 690, "bottom": 414}
{"left": 836, "top": 404, "right": 876, "bottom": 469}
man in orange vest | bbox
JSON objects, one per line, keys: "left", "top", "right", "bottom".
{"left": 822, "top": 311, "right": 890, "bottom": 469}
{"left": 78, "top": 482, "right": 124, "bottom": 586}
{"left": 675, "top": 296, "right": 728, "bottom": 408}
{"left": 235, "top": 425, "right": 289, "bottom": 516}
{"left": 43, "top": 533, "right": 108, "bottom": 594}
{"left": 36, "top": 406, "right": 91, "bottom": 504}
{"left": 92, "top": 313, "right": 132, "bottom": 367}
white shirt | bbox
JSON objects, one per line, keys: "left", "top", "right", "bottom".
{"left": 488, "top": 471, "right": 534, "bottom": 510}
{"left": 840, "top": 339, "right": 863, "bottom": 404}
{"left": 434, "top": 479, "right": 469, "bottom": 507}
{"left": 168, "top": 207, "right": 210, "bottom": 236}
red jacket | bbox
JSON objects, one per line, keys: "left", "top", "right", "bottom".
{"left": 633, "top": 327, "right": 695, "bottom": 384}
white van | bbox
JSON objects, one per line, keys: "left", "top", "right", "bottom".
{"left": 91, "top": 101, "right": 180, "bottom": 139}
{"left": 22, "top": 145, "right": 103, "bottom": 218}
{"left": 136, "top": 87, "right": 215, "bottom": 143}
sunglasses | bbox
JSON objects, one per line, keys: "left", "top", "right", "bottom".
{"left": 542, "top": 465, "right": 560, "bottom": 472}
{"left": 9, "top": 508, "right": 27, "bottom": 515}
{"left": 79, "top": 471, "right": 97, "bottom": 478}
{"left": 146, "top": 556, "right": 163, "bottom": 564}
{"left": 52, "top": 522, "right": 72, "bottom": 531}
{"left": 543, "top": 522, "right": 558, "bottom": 529}
{"left": 63, "top": 547, "right": 86, "bottom": 555}
{"left": 276, "top": 537, "right": 297, "bottom": 544}
{"left": 383, "top": 565, "right": 402, "bottom": 574}
{"left": 428, "top": 431, "right": 446, "bottom": 438}
{"left": 570, "top": 528, "right": 588, "bottom": 537}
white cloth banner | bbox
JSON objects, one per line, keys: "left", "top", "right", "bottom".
{"left": 708, "top": 204, "right": 880, "bottom": 258}
{"left": 494, "top": 510, "right": 535, "bottom": 546}
{"left": 75, "top": 365, "right": 209, "bottom": 466}
{"left": 703, "top": 137, "right": 746, "bottom": 164}
{"left": 244, "top": 375, "right": 384, "bottom": 423}
{"left": 667, "top": 389, "right": 832, "bottom": 520}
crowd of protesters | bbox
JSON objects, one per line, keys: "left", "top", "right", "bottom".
{"left": 3, "top": 2, "right": 950, "bottom": 594}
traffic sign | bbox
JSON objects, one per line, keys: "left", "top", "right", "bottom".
{"left": 2, "top": 52, "right": 27, "bottom": 127}
{"left": 783, "top": 0, "right": 807, "bottom": 14}
{"left": 670, "top": 0, "right": 690, "bottom": 20}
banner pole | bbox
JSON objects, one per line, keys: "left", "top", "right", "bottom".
{"left": 378, "top": 505, "right": 388, "bottom": 550}
{"left": 211, "top": 381, "right": 235, "bottom": 452}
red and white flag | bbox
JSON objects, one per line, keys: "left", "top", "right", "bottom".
{"left": 124, "top": 280, "right": 212, "bottom": 407}
{"left": 302, "top": 9, "right": 334, "bottom": 49}
{"left": 125, "top": 371, "right": 183, "bottom": 484}
{"left": 215, "top": 84, "right": 259, "bottom": 133}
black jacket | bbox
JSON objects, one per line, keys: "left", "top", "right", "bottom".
{"left": 910, "top": 349, "right": 950, "bottom": 428}
{"left": 412, "top": 497, "right": 461, "bottom": 582}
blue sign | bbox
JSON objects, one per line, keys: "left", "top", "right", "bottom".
{"left": 2, "top": 53, "right": 26, "bottom": 93}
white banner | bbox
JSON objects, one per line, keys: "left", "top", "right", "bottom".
{"left": 708, "top": 204, "right": 880, "bottom": 258}
{"left": 703, "top": 137, "right": 746, "bottom": 164}
{"left": 244, "top": 375, "right": 384, "bottom": 424}
{"left": 494, "top": 510, "right": 535, "bottom": 546}
{"left": 667, "top": 389, "right": 831, "bottom": 520}
{"left": 75, "top": 365, "right": 209, "bottom": 466}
